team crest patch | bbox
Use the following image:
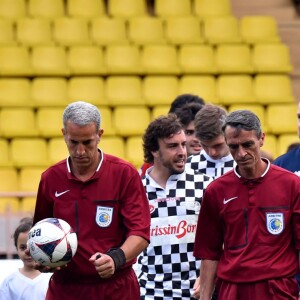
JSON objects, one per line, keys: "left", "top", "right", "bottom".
{"left": 96, "top": 206, "right": 113, "bottom": 227}
{"left": 266, "top": 213, "right": 284, "bottom": 235}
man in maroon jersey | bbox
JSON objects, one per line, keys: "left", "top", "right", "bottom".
{"left": 31, "top": 101, "right": 150, "bottom": 300}
{"left": 194, "top": 109, "right": 300, "bottom": 300}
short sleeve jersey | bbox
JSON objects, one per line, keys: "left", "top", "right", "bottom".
{"left": 194, "top": 161, "right": 300, "bottom": 283}
{"left": 33, "top": 151, "right": 150, "bottom": 284}
{"left": 273, "top": 146, "right": 300, "bottom": 176}
{"left": 185, "top": 149, "right": 235, "bottom": 178}
{"left": 138, "top": 167, "right": 213, "bottom": 299}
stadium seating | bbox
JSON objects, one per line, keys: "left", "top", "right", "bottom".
{"left": 125, "top": 136, "right": 145, "bottom": 168}
{"left": 90, "top": 17, "right": 128, "bottom": 46}
{"left": 0, "top": 78, "right": 31, "bottom": 107}
{"left": 105, "top": 45, "right": 141, "bottom": 75}
{"left": 0, "top": 139, "right": 13, "bottom": 167}
{"left": 0, "top": 46, "right": 32, "bottom": 76}
{"left": 0, "top": 108, "right": 39, "bottom": 138}
{"left": 98, "top": 106, "right": 116, "bottom": 136}
{"left": 31, "top": 77, "right": 69, "bottom": 107}
{"left": 261, "top": 134, "right": 278, "bottom": 158}
{"left": 240, "top": 15, "right": 281, "bottom": 45}
{"left": 16, "top": 18, "right": 52, "bottom": 47}
{"left": 151, "top": 105, "right": 170, "bottom": 119}
{"left": 128, "top": 16, "right": 165, "bottom": 45}
{"left": 143, "top": 76, "right": 179, "bottom": 107}
{"left": 28, "top": 0, "right": 64, "bottom": 19}
{"left": 141, "top": 45, "right": 180, "bottom": 74}
{"left": 66, "top": 0, "right": 105, "bottom": 18}
{"left": 105, "top": 76, "right": 144, "bottom": 106}
{"left": 277, "top": 134, "right": 300, "bottom": 156}
{"left": 0, "top": 168, "right": 19, "bottom": 192}
{"left": 193, "top": 0, "right": 232, "bottom": 19}
{"left": 68, "top": 76, "right": 107, "bottom": 106}
{"left": 107, "top": 0, "right": 147, "bottom": 18}
{"left": 0, "top": 19, "right": 15, "bottom": 45}
{"left": 164, "top": 16, "right": 204, "bottom": 45}
{"left": 47, "top": 137, "right": 69, "bottom": 164}
{"left": 178, "top": 45, "right": 217, "bottom": 74}
{"left": 18, "top": 167, "right": 44, "bottom": 192}
{"left": 68, "top": 46, "right": 106, "bottom": 75}
{"left": 100, "top": 136, "right": 126, "bottom": 159}
{"left": 154, "top": 0, "right": 192, "bottom": 18}
{"left": 0, "top": 0, "right": 26, "bottom": 20}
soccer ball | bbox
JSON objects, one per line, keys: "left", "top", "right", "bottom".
{"left": 27, "top": 218, "right": 78, "bottom": 268}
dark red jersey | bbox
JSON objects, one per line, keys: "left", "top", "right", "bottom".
{"left": 194, "top": 162, "right": 300, "bottom": 283}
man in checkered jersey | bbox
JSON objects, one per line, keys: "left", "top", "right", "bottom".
{"left": 185, "top": 104, "right": 235, "bottom": 179}
{"left": 137, "top": 114, "right": 213, "bottom": 299}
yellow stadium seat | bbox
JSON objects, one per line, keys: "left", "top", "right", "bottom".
{"left": 143, "top": 76, "right": 178, "bottom": 107}
{"left": 253, "top": 75, "right": 295, "bottom": 104}
{"left": 0, "top": 19, "right": 15, "bottom": 45}
{"left": 28, "top": 0, "right": 64, "bottom": 19}
{"left": 253, "top": 43, "right": 292, "bottom": 74}
{"left": 154, "top": 0, "right": 192, "bottom": 18}
{"left": 0, "top": 0, "right": 26, "bottom": 20}
{"left": 215, "top": 44, "right": 254, "bottom": 74}
{"left": 53, "top": 17, "right": 90, "bottom": 47}
{"left": 31, "top": 46, "right": 69, "bottom": 76}
{"left": 68, "top": 76, "right": 107, "bottom": 106}
{"left": 217, "top": 75, "right": 255, "bottom": 105}
{"left": 48, "top": 137, "right": 69, "bottom": 164}
{"left": 151, "top": 105, "right": 170, "bottom": 119}
{"left": 0, "top": 168, "right": 19, "bottom": 192}
{"left": 165, "top": 16, "right": 203, "bottom": 45}
{"left": 90, "top": 17, "right": 128, "bottom": 46}
{"left": 228, "top": 104, "right": 267, "bottom": 133}
{"left": 105, "top": 45, "right": 141, "bottom": 75}
{"left": 266, "top": 104, "right": 298, "bottom": 135}
{"left": 0, "top": 198, "right": 20, "bottom": 214}
{"left": 68, "top": 46, "right": 106, "bottom": 75}
{"left": 194, "top": 0, "right": 231, "bottom": 20}
{"left": 0, "top": 139, "right": 13, "bottom": 167}
{"left": 179, "top": 75, "right": 218, "bottom": 104}
{"left": 100, "top": 136, "right": 126, "bottom": 159}
{"left": 125, "top": 136, "right": 144, "bottom": 168}
{"left": 31, "top": 77, "right": 69, "bottom": 107}
{"left": 0, "top": 46, "right": 32, "bottom": 76}
{"left": 19, "top": 167, "right": 44, "bottom": 192}
{"left": 240, "top": 15, "right": 280, "bottom": 45}
{"left": 105, "top": 76, "right": 144, "bottom": 106}
{"left": 113, "top": 106, "right": 151, "bottom": 137}
{"left": 178, "top": 44, "right": 217, "bottom": 74}
{"left": 11, "top": 138, "right": 49, "bottom": 168}
{"left": 16, "top": 18, "right": 52, "bottom": 47}
{"left": 203, "top": 16, "right": 241, "bottom": 45}
{"left": 141, "top": 45, "right": 180, "bottom": 75}
{"left": 261, "top": 134, "right": 278, "bottom": 159}
{"left": 98, "top": 106, "right": 115, "bottom": 136}
{"left": 128, "top": 16, "right": 165, "bottom": 45}
{"left": 108, "top": 0, "right": 147, "bottom": 18}
{"left": 36, "top": 108, "right": 64, "bottom": 138}
{"left": 0, "top": 78, "right": 31, "bottom": 107}
{"left": 0, "top": 108, "right": 39, "bottom": 138}
{"left": 20, "top": 197, "right": 37, "bottom": 213}
{"left": 66, "top": 0, "right": 105, "bottom": 18}
{"left": 277, "top": 134, "right": 300, "bottom": 156}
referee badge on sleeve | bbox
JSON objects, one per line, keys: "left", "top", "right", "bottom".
{"left": 266, "top": 212, "right": 284, "bottom": 235}
{"left": 96, "top": 206, "right": 113, "bottom": 227}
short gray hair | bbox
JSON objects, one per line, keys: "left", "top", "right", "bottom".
{"left": 223, "top": 110, "right": 262, "bottom": 138}
{"left": 63, "top": 101, "right": 101, "bottom": 131}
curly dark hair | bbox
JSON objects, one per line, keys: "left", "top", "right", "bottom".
{"left": 143, "top": 114, "right": 183, "bottom": 164}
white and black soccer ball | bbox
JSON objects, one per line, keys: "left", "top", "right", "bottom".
{"left": 28, "top": 218, "right": 78, "bottom": 268}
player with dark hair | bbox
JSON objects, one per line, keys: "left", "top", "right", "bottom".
{"left": 138, "top": 114, "right": 213, "bottom": 299}
{"left": 169, "top": 94, "right": 205, "bottom": 113}
{"left": 31, "top": 101, "right": 150, "bottom": 300}
{"left": 194, "top": 109, "right": 300, "bottom": 300}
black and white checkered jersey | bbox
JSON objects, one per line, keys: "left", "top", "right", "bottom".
{"left": 138, "top": 167, "right": 213, "bottom": 300}
{"left": 185, "top": 149, "right": 236, "bottom": 179}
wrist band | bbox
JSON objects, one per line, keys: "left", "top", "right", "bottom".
{"left": 106, "top": 248, "right": 126, "bottom": 270}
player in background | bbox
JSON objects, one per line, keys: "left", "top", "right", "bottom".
{"left": 31, "top": 101, "right": 150, "bottom": 300}
{"left": 174, "top": 102, "right": 204, "bottom": 157}
{"left": 194, "top": 109, "right": 300, "bottom": 300}
{"left": 0, "top": 217, "right": 51, "bottom": 299}
{"left": 139, "top": 94, "right": 205, "bottom": 177}
{"left": 185, "top": 104, "right": 235, "bottom": 178}
{"left": 137, "top": 114, "right": 213, "bottom": 299}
